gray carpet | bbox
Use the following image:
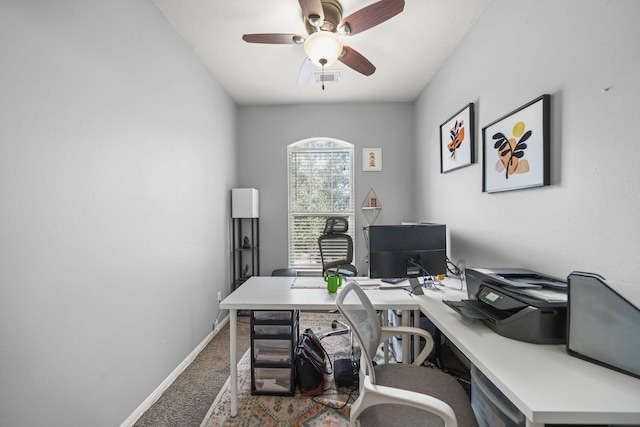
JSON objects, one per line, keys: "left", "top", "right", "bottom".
{"left": 133, "top": 317, "right": 251, "bottom": 427}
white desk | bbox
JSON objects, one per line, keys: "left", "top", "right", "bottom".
{"left": 219, "top": 276, "right": 420, "bottom": 417}
{"left": 415, "top": 279, "right": 640, "bottom": 426}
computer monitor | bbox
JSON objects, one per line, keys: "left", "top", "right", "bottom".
{"left": 368, "top": 224, "right": 447, "bottom": 280}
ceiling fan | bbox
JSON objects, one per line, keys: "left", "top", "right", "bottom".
{"left": 242, "top": 0, "right": 405, "bottom": 85}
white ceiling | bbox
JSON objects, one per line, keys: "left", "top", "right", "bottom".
{"left": 151, "top": 0, "right": 492, "bottom": 105}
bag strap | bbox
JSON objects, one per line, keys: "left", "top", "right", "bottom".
{"left": 299, "top": 329, "right": 333, "bottom": 373}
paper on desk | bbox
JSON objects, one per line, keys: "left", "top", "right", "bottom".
{"left": 504, "top": 286, "right": 568, "bottom": 302}
{"left": 351, "top": 279, "right": 382, "bottom": 289}
{"left": 290, "top": 277, "right": 326, "bottom": 288}
{"left": 379, "top": 279, "right": 411, "bottom": 290}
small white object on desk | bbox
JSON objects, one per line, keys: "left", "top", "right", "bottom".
{"left": 350, "top": 279, "right": 382, "bottom": 289}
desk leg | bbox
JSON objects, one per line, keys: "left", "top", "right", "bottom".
{"left": 229, "top": 309, "right": 238, "bottom": 417}
{"left": 382, "top": 310, "right": 389, "bottom": 363}
{"left": 402, "top": 310, "right": 410, "bottom": 364}
{"left": 434, "top": 328, "right": 442, "bottom": 368}
{"left": 414, "top": 309, "right": 420, "bottom": 362}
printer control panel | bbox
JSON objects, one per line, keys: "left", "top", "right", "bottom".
{"left": 477, "top": 285, "right": 528, "bottom": 311}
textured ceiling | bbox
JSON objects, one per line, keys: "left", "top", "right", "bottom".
{"left": 152, "top": 0, "right": 492, "bottom": 105}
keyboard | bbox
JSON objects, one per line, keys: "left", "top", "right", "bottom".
{"left": 381, "top": 278, "right": 406, "bottom": 284}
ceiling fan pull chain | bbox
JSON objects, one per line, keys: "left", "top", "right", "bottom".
{"left": 320, "top": 58, "right": 327, "bottom": 91}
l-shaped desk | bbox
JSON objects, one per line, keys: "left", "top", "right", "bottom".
{"left": 415, "top": 279, "right": 640, "bottom": 427}
{"left": 220, "top": 276, "right": 640, "bottom": 425}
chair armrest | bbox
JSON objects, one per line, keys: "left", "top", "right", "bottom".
{"left": 357, "top": 375, "right": 458, "bottom": 426}
{"left": 380, "top": 326, "right": 435, "bottom": 365}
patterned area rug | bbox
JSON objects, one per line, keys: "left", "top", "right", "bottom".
{"left": 200, "top": 312, "right": 390, "bottom": 427}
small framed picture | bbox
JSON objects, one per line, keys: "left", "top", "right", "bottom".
{"left": 363, "top": 148, "right": 382, "bottom": 172}
{"left": 482, "top": 95, "right": 550, "bottom": 193}
{"left": 440, "top": 103, "right": 475, "bottom": 173}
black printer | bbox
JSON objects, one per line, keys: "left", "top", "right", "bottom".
{"left": 444, "top": 268, "right": 568, "bottom": 344}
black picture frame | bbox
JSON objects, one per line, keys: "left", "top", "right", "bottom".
{"left": 440, "top": 103, "right": 475, "bottom": 173}
{"left": 482, "top": 95, "right": 550, "bottom": 193}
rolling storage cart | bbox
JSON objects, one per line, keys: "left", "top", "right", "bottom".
{"left": 471, "top": 364, "right": 525, "bottom": 427}
{"left": 250, "top": 310, "right": 300, "bottom": 396}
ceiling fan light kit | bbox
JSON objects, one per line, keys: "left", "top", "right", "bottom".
{"left": 304, "top": 31, "right": 343, "bottom": 67}
{"left": 242, "top": 0, "right": 405, "bottom": 82}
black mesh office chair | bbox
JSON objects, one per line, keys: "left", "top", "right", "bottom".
{"left": 318, "top": 217, "right": 357, "bottom": 277}
{"left": 271, "top": 268, "right": 297, "bottom": 277}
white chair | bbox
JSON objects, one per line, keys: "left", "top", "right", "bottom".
{"left": 336, "top": 282, "right": 478, "bottom": 427}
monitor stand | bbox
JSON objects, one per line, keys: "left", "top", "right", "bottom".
{"left": 409, "top": 277, "right": 424, "bottom": 295}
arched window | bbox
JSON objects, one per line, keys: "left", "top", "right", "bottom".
{"left": 287, "top": 138, "right": 355, "bottom": 275}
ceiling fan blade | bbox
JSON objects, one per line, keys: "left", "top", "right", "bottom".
{"left": 298, "top": 0, "right": 324, "bottom": 27}
{"left": 340, "top": 0, "right": 405, "bottom": 36}
{"left": 338, "top": 46, "right": 376, "bottom": 76}
{"left": 297, "top": 57, "right": 316, "bottom": 85}
{"left": 242, "top": 33, "right": 303, "bottom": 44}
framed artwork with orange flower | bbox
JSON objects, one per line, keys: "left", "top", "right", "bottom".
{"left": 440, "top": 103, "right": 475, "bottom": 173}
{"left": 482, "top": 95, "right": 550, "bottom": 193}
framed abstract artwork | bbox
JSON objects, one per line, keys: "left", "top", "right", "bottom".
{"left": 440, "top": 103, "right": 475, "bottom": 173}
{"left": 482, "top": 95, "right": 550, "bottom": 193}
{"left": 363, "top": 148, "right": 382, "bottom": 171}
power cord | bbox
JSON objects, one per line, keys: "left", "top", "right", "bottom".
{"left": 446, "top": 256, "right": 462, "bottom": 277}
{"left": 311, "top": 384, "right": 359, "bottom": 409}
{"left": 446, "top": 256, "right": 466, "bottom": 290}
{"left": 313, "top": 319, "right": 359, "bottom": 410}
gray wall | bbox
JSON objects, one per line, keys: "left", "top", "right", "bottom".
{"left": 2, "top": 0, "right": 639, "bottom": 426}
{"left": 237, "top": 103, "right": 416, "bottom": 275}
{"left": 0, "top": 1, "right": 236, "bottom": 426}
{"left": 415, "top": 0, "right": 640, "bottom": 281}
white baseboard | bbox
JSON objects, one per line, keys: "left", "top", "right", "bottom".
{"left": 120, "top": 314, "right": 230, "bottom": 427}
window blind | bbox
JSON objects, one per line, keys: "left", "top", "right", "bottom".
{"left": 288, "top": 140, "right": 354, "bottom": 274}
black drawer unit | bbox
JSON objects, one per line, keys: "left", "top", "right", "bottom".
{"left": 250, "top": 310, "right": 299, "bottom": 396}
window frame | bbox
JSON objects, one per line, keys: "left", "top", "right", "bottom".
{"left": 287, "top": 138, "right": 355, "bottom": 275}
